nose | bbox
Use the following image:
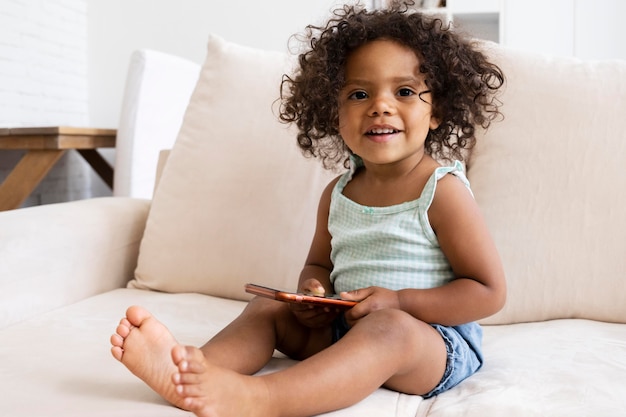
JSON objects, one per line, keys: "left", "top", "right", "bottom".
{"left": 368, "top": 93, "right": 394, "bottom": 116}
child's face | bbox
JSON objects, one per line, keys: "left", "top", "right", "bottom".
{"left": 338, "top": 39, "right": 439, "bottom": 168}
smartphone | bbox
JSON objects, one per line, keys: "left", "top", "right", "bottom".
{"left": 244, "top": 283, "right": 357, "bottom": 309}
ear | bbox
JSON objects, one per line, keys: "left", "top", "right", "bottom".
{"left": 429, "top": 115, "right": 441, "bottom": 130}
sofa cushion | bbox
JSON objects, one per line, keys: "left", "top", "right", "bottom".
{"left": 1, "top": 289, "right": 624, "bottom": 416}
{"left": 0, "top": 288, "right": 424, "bottom": 416}
{"left": 471, "top": 46, "right": 626, "bottom": 324}
{"left": 129, "top": 34, "right": 335, "bottom": 300}
{"left": 421, "top": 319, "right": 626, "bottom": 416}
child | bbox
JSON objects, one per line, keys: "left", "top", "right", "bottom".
{"left": 110, "top": 2, "right": 506, "bottom": 416}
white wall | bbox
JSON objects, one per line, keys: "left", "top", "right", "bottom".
{"left": 85, "top": 0, "right": 626, "bottom": 129}
{"left": 0, "top": 0, "right": 110, "bottom": 207}
{"left": 501, "top": 0, "right": 626, "bottom": 60}
{"left": 574, "top": 0, "right": 626, "bottom": 60}
{"left": 0, "top": 0, "right": 89, "bottom": 127}
{"left": 3, "top": 0, "right": 624, "bottom": 207}
{"left": 87, "top": 0, "right": 346, "bottom": 128}
{"left": 501, "top": 0, "right": 575, "bottom": 57}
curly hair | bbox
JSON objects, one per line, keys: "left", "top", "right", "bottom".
{"left": 279, "top": 1, "right": 504, "bottom": 169}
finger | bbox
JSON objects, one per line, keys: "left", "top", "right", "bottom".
{"left": 340, "top": 287, "right": 372, "bottom": 301}
{"left": 289, "top": 302, "right": 314, "bottom": 313}
{"left": 297, "top": 308, "right": 333, "bottom": 321}
{"left": 301, "top": 280, "right": 325, "bottom": 296}
{"left": 344, "top": 302, "right": 367, "bottom": 321}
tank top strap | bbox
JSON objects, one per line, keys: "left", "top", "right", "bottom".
{"left": 420, "top": 160, "right": 472, "bottom": 212}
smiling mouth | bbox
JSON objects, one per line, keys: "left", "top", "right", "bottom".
{"left": 366, "top": 128, "right": 400, "bottom": 135}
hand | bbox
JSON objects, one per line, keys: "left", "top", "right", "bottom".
{"left": 340, "top": 286, "right": 401, "bottom": 326}
{"left": 289, "top": 302, "right": 339, "bottom": 328}
{"left": 298, "top": 278, "right": 326, "bottom": 296}
{"left": 289, "top": 278, "right": 338, "bottom": 328}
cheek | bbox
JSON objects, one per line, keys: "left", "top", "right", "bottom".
{"left": 337, "top": 107, "right": 352, "bottom": 132}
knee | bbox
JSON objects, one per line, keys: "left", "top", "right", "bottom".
{"left": 243, "top": 296, "right": 292, "bottom": 320}
{"left": 356, "top": 309, "right": 424, "bottom": 342}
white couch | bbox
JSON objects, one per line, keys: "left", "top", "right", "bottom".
{"left": 113, "top": 49, "right": 200, "bottom": 199}
{"left": 1, "top": 34, "right": 625, "bottom": 417}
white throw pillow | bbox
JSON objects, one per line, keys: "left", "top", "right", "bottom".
{"left": 129, "top": 34, "right": 335, "bottom": 300}
{"left": 472, "top": 46, "right": 626, "bottom": 324}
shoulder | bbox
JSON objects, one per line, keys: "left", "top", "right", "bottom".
{"left": 428, "top": 169, "right": 478, "bottom": 231}
{"left": 323, "top": 175, "right": 342, "bottom": 198}
{"left": 317, "top": 175, "right": 343, "bottom": 213}
{"left": 432, "top": 170, "right": 474, "bottom": 208}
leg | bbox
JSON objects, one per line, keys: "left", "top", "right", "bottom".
{"left": 77, "top": 149, "right": 114, "bottom": 188}
{"left": 172, "top": 309, "right": 447, "bottom": 417}
{"left": 110, "top": 298, "right": 330, "bottom": 409}
{"left": 0, "top": 149, "right": 65, "bottom": 211}
{"left": 198, "top": 296, "right": 334, "bottom": 374}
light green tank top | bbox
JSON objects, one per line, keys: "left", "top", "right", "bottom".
{"left": 329, "top": 156, "right": 472, "bottom": 293}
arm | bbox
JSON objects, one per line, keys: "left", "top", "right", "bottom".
{"left": 0, "top": 197, "right": 150, "bottom": 328}
{"left": 291, "top": 178, "right": 340, "bottom": 327}
{"left": 344, "top": 174, "right": 506, "bottom": 326}
{"left": 296, "top": 177, "right": 340, "bottom": 295}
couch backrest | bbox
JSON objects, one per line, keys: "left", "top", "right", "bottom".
{"left": 114, "top": 49, "right": 200, "bottom": 199}
{"left": 470, "top": 47, "right": 626, "bottom": 324}
{"left": 128, "top": 34, "right": 626, "bottom": 325}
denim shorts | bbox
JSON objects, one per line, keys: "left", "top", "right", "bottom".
{"left": 424, "top": 322, "right": 483, "bottom": 398}
{"left": 331, "top": 315, "right": 483, "bottom": 398}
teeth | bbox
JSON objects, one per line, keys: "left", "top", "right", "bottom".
{"left": 369, "top": 128, "right": 396, "bottom": 134}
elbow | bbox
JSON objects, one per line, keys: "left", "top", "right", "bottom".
{"left": 490, "top": 277, "right": 507, "bottom": 315}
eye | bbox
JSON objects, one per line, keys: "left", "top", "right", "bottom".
{"left": 348, "top": 90, "right": 368, "bottom": 100}
{"left": 397, "top": 88, "right": 416, "bottom": 97}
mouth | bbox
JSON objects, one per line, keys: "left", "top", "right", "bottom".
{"left": 366, "top": 127, "right": 400, "bottom": 136}
{"left": 364, "top": 126, "right": 401, "bottom": 143}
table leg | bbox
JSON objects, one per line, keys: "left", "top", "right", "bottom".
{"left": 77, "top": 149, "right": 114, "bottom": 189}
{"left": 0, "top": 150, "right": 65, "bottom": 211}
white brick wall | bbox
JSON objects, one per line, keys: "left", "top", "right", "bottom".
{"left": 0, "top": 0, "right": 110, "bottom": 208}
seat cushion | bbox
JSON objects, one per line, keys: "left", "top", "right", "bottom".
{"left": 421, "top": 320, "right": 626, "bottom": 416}
{"left": 1, "top": 289, "right": 624, "bottom": 416}
{"left": 0, "top": 288, "right": 422, "bottom": 417}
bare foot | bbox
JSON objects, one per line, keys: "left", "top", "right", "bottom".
{"left": 110, "top": 306, "right": 187, "bottom": 409}
{"left": 171, "top": 345, "right": 273, "bottom": 417}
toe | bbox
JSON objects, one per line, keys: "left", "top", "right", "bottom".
{"left": 172, "top": 345, "right": 207, "bottom": 374}
{"left": 175, "top": 370, "right": 204, "bottom": 385}
{"left": 171, "top": 344, "right": 187, "bottom": 366}
{"left": 184, "top": 346, "right": 206, "bottom": 363}
{"left": 125, "top": 305, "right": 152, "bottom": 327}
{"left": 111, "top": 345, "right": 123, "bottom": 361}
{"left": 111, "top": 333, "right": 124, "bottom": 347}
{"left": 184, "top": 358, "right": 207, "bottom": 374}
{"left": 176, "top": 381, "right": 206, "bottom": 397}
{"left": 119, "top": 317, "right": 132, "bottom": 328}
{"left": 181, "top": 346, "right": 207, "bottom": 373}
{"left": 115, "top": 323, "right": 131, "bottom": 338}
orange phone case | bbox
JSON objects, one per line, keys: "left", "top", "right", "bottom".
{"left": 244, "top": 283, "right": 357, "bottom": 309}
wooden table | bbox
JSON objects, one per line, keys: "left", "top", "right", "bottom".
{"left": 0, "top": 126, "right": 116, "bottom": 211}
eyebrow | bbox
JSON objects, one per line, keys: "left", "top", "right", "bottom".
{"left": 343, "top": 76, "right": 423, "bottom": 87}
